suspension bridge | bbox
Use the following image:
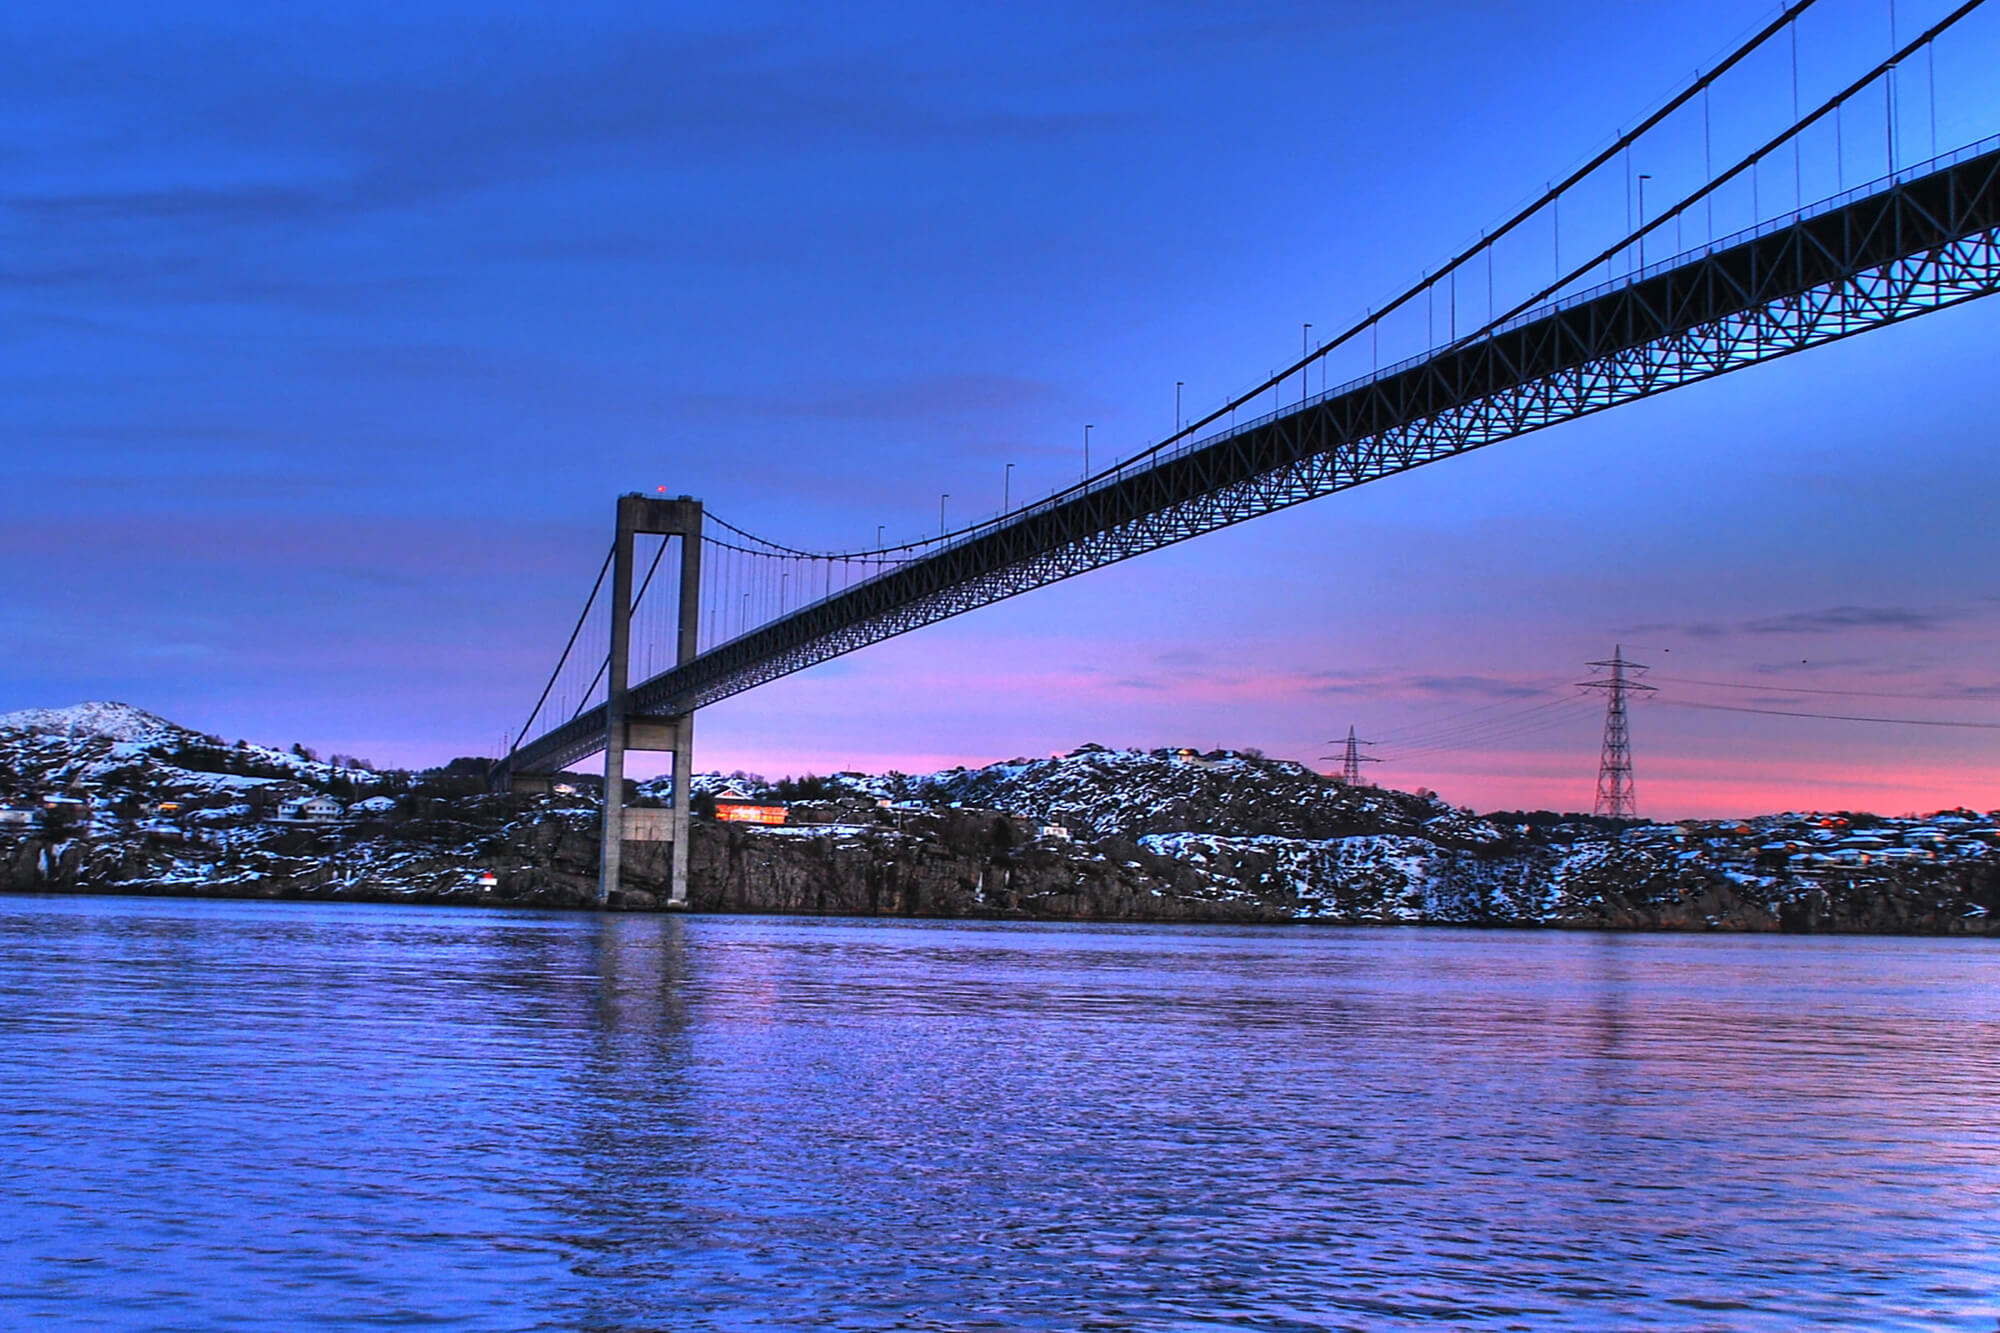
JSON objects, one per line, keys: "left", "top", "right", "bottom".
{"left": 496, "top": 0, "right": 2000, "bottom": 903}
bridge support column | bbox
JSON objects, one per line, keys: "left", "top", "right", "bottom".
{"left": 600, "top": 493, "right": 703, "bottom": 907}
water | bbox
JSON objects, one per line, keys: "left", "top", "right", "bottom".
{"left": 2, "top": 897, "right": 1996, "bottom": 1330}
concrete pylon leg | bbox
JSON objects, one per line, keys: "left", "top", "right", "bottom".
{"left": 598, "top": 506, "right": 638, "bottom": 907}
{"left": 599, "top": 743, "right": 625, "bottom": 904}
{"left": 670, "top": 712, "right": 693, "bottom": 906}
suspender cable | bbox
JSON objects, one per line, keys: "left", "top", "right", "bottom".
{"left": 571, "top": 529, "right": 673, "bottom": 716}
{"left": 1453, "top": 0, "right": 1988, "bottom": 361}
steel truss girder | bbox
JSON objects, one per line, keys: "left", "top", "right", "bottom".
{"left": 513, "top": 147, "right": 2000, "bottom": 775}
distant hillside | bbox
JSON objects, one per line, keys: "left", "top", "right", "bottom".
{"left": 0, "top": 700, "right": 378, "bottom": 805}
{"left": 909, "top": 744, "right": 1486, "bottom": 843}
{"left": 1, "top": 704, "right": 1994, "bottom": 933}
{"left": 0, "top": 701, "right": 191, "bottom": 746}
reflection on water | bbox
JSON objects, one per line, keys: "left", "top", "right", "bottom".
{"left": 1, "top": 897, "right": 1996, "bottom": 1329}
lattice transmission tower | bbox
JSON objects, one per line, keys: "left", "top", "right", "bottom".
{"left": 1322, "top": 725, "right": 1380, "bottom": 787}
{"left": 1577, "top": 647, "right": 1654, "bottom": 819}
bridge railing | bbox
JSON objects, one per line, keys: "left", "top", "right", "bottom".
{"left": 1488, "top": 131, "right": 2000, "bottom": 340}
{"left": 1205, "top": 132, "right": 2000, "bottom": 452}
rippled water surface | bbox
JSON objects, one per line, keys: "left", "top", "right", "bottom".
{"left": 3, "top": 897, "right": 1998, "bottom": 1329}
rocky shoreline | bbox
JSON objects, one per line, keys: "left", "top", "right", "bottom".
{"left": 9, "top": 799, "right": 1997, "bottom": 935}
{"left": 3, "top": 704, "right": 1996, "bottom": 934}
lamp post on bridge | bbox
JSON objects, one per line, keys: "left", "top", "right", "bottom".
{"left": 1638, "top": 173, "right": 1652, "bottom": 268}
{"left": 1302, "top": 324, "right": 1312, "bottom": 403}
{"left": 939, "top": 493, "right": 949, "bottom": 540}
{"left": 1083, "top": 424, "right": 1093, "bottom": 481}
{"left": 1004, "top": 462, "right": 1014, "bottom": 512}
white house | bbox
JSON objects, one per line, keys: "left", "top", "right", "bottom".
{"left": 277, "top": 795, "right": 346, "bottom": 824}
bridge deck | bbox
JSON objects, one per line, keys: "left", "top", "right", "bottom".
{"left": 512, "top": 141, "right": 2000, "bottom": 775}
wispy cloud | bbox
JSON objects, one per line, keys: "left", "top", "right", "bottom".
{"left": 670, "top": 374, "right": 1063, "bottom": 426}
{"left": 1741, "top": 604, "right": 1952, "bottom": 635}
{"left": 1641, "top": 605, "right": 1966, "bottom": 640}
{"left": 1307, "top": 671, "right": 1552, "bottom": 700}
{"left": 5, "top": 184, "right": 337, "bottom": 228}
{"left": 0, "top": 21, "right": 1118, "bottom": 239}
{"left": 1407, "top": 673, "right": 1547, "bottom": 699}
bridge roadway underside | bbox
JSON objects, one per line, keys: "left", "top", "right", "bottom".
{"left": 513, "top": 145, "right": 2000, "bottom": 776}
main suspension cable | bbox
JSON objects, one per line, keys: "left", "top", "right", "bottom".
{"left": 699, "top": 1, "right": 1837, "bottom": 562}
{"left": 1447, "top": 0, "right": 1987, "bottom": 362}
{"left": 507, "top": 542, "right": 614, "bottom": 758}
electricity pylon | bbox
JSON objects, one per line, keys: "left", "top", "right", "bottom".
{"left": 1322, "top": 725, "right": 1381, "bottom": 786}
{"left": 1577, "top": 646, "right": 1655, "bottom": 819}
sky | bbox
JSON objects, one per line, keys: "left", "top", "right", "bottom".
{"left": 4, "top": 0, "right": 2000, "bottom": 818}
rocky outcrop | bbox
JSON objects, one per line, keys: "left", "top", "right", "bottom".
{"left": 619, "top": 816, "right": 1278, "bottom": 922}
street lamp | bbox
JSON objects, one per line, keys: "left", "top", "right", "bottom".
{"left": 1302, "top": 323, "right": 1312, "bottom": 403}
{"left": 1004, "top": 462, "right": 1014, "bottom": 512}
{"left": 1174, "top": 381, "right": 1183, "bottom": 439}
{"left": 1083, "top": 424, "right": 1093, "bottom": 480}
{"left": 939, "top": 493, "right": 949, "bottom": 539}
{"left": 1637, "top": 173, "right": 1652, "bottom": 268}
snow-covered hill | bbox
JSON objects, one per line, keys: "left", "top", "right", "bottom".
{"left": 0, "top": 701, "right": 189, "bottom": 745}
{"left": 0, "top": 700, "right": 379, "bottom": 807}
{"left": 911, "top": 744, "right": 1487, "bottom": 843}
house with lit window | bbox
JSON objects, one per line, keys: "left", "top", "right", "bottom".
{"left": 712, "top": 788, "right": 787, "bottom": 826}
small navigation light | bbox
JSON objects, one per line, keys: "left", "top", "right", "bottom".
{"left": 477, "top": 872, "right": 498, "bottom": 888}
{"left": 657, "top": 486, "right": 667, "bottom": 493}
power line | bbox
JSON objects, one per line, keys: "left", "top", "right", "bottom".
{"left": 1649, "top": 673, "right": 2000, "bottom": 702}
{"left": 1659, "top": 699, "right": 2000, "bottom": 729}
{"left": 1385, "top": 707, "right": 1599, "bottom": 762}
{"left": 1369, "top": 690, "right": 1570, "bottom": 741}
{"left": 1375, "top": 695, "right": 1587, "bottom": 751}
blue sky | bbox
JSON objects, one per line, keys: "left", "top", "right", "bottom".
{"left": 5, "top": 0, "right": 1999, "bottom": 815}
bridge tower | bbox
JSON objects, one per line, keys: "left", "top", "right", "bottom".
{"left": 601, "top": 492, "right": 703, "bottom": 906}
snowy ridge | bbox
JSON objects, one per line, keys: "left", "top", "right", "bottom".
{"left": 0, "top": 701, "right": 379, "bottom": 801}
{"left": 0, "top": 702, "right": 187, "bottom": 744}
{"left": 912, "top": 745, "right": 1461, "bottom": 842}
